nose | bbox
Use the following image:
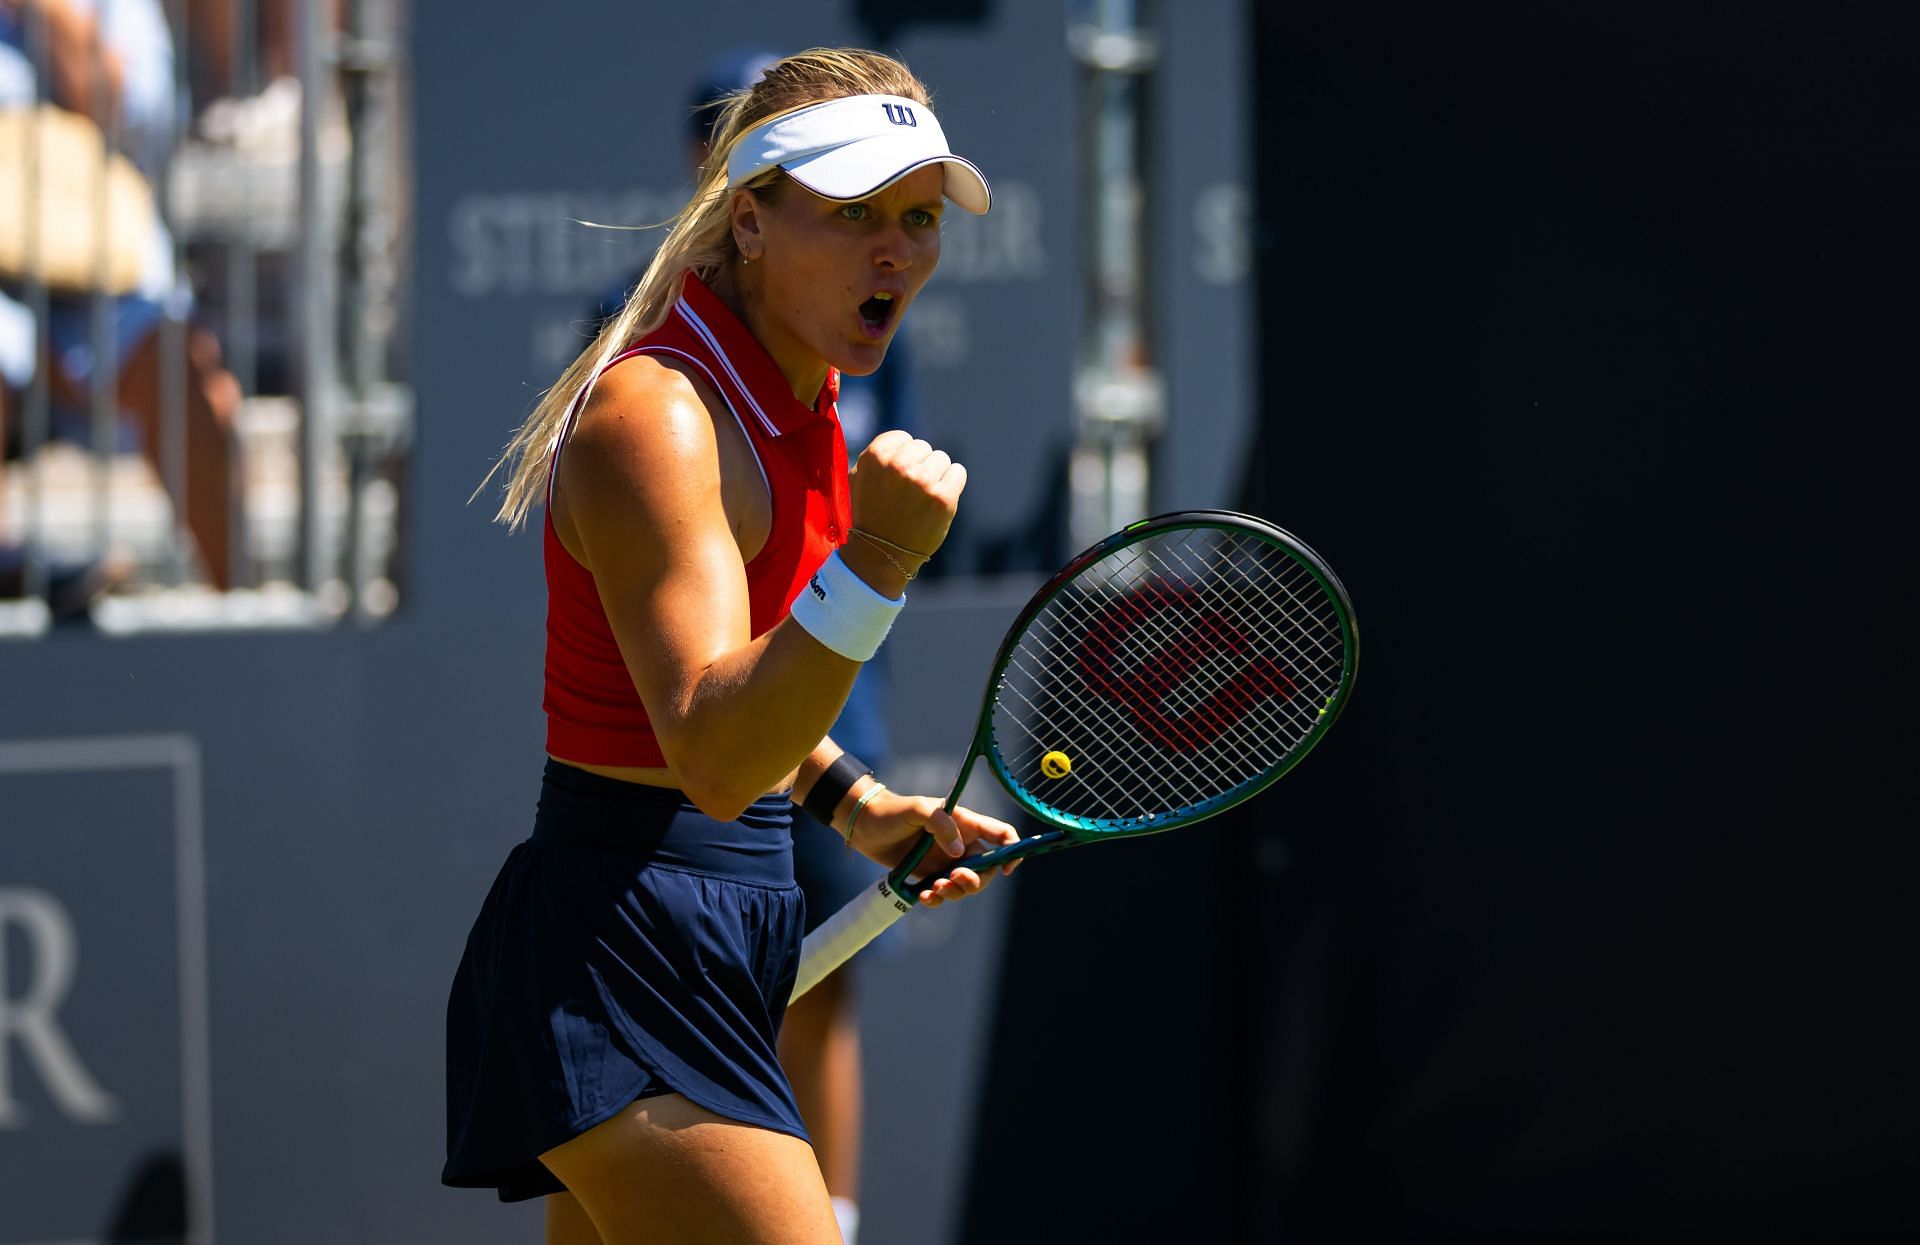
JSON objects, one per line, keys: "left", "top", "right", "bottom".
{"left": 874, "top": 221, "right": 914, "bottom": 271}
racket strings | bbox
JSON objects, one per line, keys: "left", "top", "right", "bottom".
{"left": 1084, "top": 534, "right": 1343, "bottom": 698}
{"left": 1000, "top": 621, "right": 1292, "bottom": 821}
{"left": 999, "top": 649, "right": 1211, "bottom": 816}
{"left": 990, "top": 527, "right": 1349, "bottom": 826}
{"left": 1023, "top": 543, "right": 1314, "bottom": 754}
{"left": 1193, "top": 567, "right": 1344, "bottom": 723}
{"left": 1063, "top": 537, "right": 1338, "bottom": 741}
{"left": 1027, "top": 588, "right": 1330, "bottom": 812}
{"left": 1021, "top": 576, "right": 1290, "bottom": 787}
{"left": 1011, "top": 589, "right": 1308, "bottom": 812}
{"left": 1112, "top": 551, "right": 1328, "bottom": 729}
{"left": 1003, "top": 654, "right": 1276, "bottom": 819}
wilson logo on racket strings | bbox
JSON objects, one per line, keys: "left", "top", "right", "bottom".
{"left": 1076, "top": 583, "right": 1297, "bottom": 754}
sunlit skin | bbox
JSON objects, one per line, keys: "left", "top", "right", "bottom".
{"left": 711, "top": 165, "right": 947, "bottom": 404}
{"left": 550, "top": 155, "right": 1012, "bottom": 907}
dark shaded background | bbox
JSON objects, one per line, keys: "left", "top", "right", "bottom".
{"left": 965, "top": 4, "right": 1917, "bottom": 1241}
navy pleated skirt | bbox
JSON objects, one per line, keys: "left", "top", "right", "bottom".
{"left": 443, "top": 760, "right": 808, "bottom": 1202}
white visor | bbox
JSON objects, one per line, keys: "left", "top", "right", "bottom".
{"left": 727, "top": 93, "right": 992, "bottom": 215}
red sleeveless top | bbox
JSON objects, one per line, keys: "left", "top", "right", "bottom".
{"left": 543, "top": 272, "right": 851, "bottom": 767}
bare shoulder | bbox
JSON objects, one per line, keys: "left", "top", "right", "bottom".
{"left": 555, "top": 353, "right": 731, "bottom": 557}
{"left": 565, "top": 352, "right": 723, "bottom": 471}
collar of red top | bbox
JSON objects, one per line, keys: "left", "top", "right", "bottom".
{"left": 673, "top": 271, "right": 841, "bottom": 436}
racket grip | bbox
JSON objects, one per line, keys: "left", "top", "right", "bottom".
{"left": 790, "top": 877, "right": 913, "bottom": 1002}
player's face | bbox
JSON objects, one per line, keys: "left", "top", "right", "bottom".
{"left": 750, "top": 165, "right": 945, "bottom": 383}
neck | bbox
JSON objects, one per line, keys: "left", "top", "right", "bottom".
{"left": 708, "top": 263, "right": 830, "bottom": 407}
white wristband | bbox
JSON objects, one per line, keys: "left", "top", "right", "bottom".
{"left": 788, "top": 549, "right": 905, "bottom": 662}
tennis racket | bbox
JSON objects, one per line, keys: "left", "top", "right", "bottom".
{"left": 789, "top": 508, "right": 1359, "bottom": 1001}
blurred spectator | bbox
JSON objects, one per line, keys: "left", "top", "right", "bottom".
{"left": 185, "top": 0, "right": 298, "bottom": 108}
{"left": 1, "top": 0, "right": 243, "bottom": 612}
{"left": 0, "top": 358, "right": 129, "bottom": 617}
{"left": 178, "top": 0, "right": 355, "bottom": 402}
{"left": 185, "top": 0, "right": 342, "bottom": 149}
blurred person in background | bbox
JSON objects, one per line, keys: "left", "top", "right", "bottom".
{"left": 445, "top": 48, "right": 1012, "bottom": 1244}
{"left": 184, "top": 0, "right": 343, "bottom": 151}
{"left": 0, "top": 0, "right": 243, "bottom": 612}
{"left": 185, "top": 0, "right": 299, "bottom": 118}
{"left": 1, "top": 285, "right": 129, "bottom": 614}
{"left": 586, "top": 48, "right": 924, "bottom": 1243}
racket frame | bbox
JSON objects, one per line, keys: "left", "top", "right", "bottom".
{"left": 892, "top": 508, "right": 1358, "bottom": 891}
{"left": 793, "top": 509, "right": 1358, "bottom": 1001}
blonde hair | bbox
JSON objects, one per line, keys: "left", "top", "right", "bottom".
{"left": 482, "top": 48, "right": 934, "bottom": 528}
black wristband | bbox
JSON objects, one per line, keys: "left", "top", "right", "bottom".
{"left": 802, "top": 752, "right": 871, "bottom": 825}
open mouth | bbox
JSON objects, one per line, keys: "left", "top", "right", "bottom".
{"left": 857, "top": 291, "right": 899, "bottom": 336}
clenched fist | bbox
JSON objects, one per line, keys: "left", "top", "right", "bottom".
{"left": 843, "top": 430, "right": 967, "bottom": 594}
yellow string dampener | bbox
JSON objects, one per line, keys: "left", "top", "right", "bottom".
{"left": 1041, "top": 751, "right": 1072, "bottom": 779}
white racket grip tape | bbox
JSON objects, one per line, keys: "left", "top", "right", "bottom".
{"left": 790, "top": 877, "right": 913, "bottom": 1002}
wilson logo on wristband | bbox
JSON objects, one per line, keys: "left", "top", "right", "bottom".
{"left": 788, "top": 549, "right": 905, "bottom": 662}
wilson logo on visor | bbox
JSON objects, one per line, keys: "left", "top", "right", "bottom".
{"left": 881, "top": 103, "right": 918, "bottom": 128}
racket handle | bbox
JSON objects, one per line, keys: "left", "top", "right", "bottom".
{"left": 790, "top": 876, "right": 913, "bottom": 1002}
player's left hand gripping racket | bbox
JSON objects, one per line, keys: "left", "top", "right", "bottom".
{"left": 790, "top": 509, "right": 1359, "bottom": 1001}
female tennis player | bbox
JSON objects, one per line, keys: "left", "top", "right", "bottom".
{"left": 443, "top": 49, "right": 1015, "bottom": 1244}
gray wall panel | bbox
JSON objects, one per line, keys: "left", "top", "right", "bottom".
{"left": 2, "top": 624, "right": 547, "bottom": 1245}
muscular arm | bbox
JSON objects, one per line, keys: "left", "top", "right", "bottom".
{"left": 561, "top": 360, "right": 911, "bottom": 821}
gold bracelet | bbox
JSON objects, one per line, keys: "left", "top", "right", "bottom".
{"left": 849, "top": 527, "right": 933, "bottom": 559}
{"left": 843, "top": 782, "right": 887, "bottom": 846}
{"left": 848, "top": 527, "right": 931, "bottom": 581}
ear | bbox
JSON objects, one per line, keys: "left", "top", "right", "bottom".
{"left": 729, "top": 188, "right": 765, "bottom": 262}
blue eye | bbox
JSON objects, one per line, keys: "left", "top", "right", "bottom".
{"left": 840, "top": 204, "right": 869, "bottom": 221}
{"left": 906, "top": 209, "right": 935, "bottom": 228}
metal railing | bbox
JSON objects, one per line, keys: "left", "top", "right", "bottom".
{"left": 1068, "top": 0, "right": 1164, "bottom": 551}
{"left": 1, "top": 0, "right": 411, "bottom": 636}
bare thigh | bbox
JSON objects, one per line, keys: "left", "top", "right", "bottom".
{"left": 540, "top": 1093, "right": 841, "bottom": 1245}
{"left": 546, "top": 1192, "right": 604, "bottom": 1245}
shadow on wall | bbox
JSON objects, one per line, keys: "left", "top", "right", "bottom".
{"left": 105, "top": 1151, "right": 187, "bottom": 1244}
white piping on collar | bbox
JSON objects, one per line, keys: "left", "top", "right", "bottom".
{"left": 674, "top": 299, "right": 783, "bottom": 439}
